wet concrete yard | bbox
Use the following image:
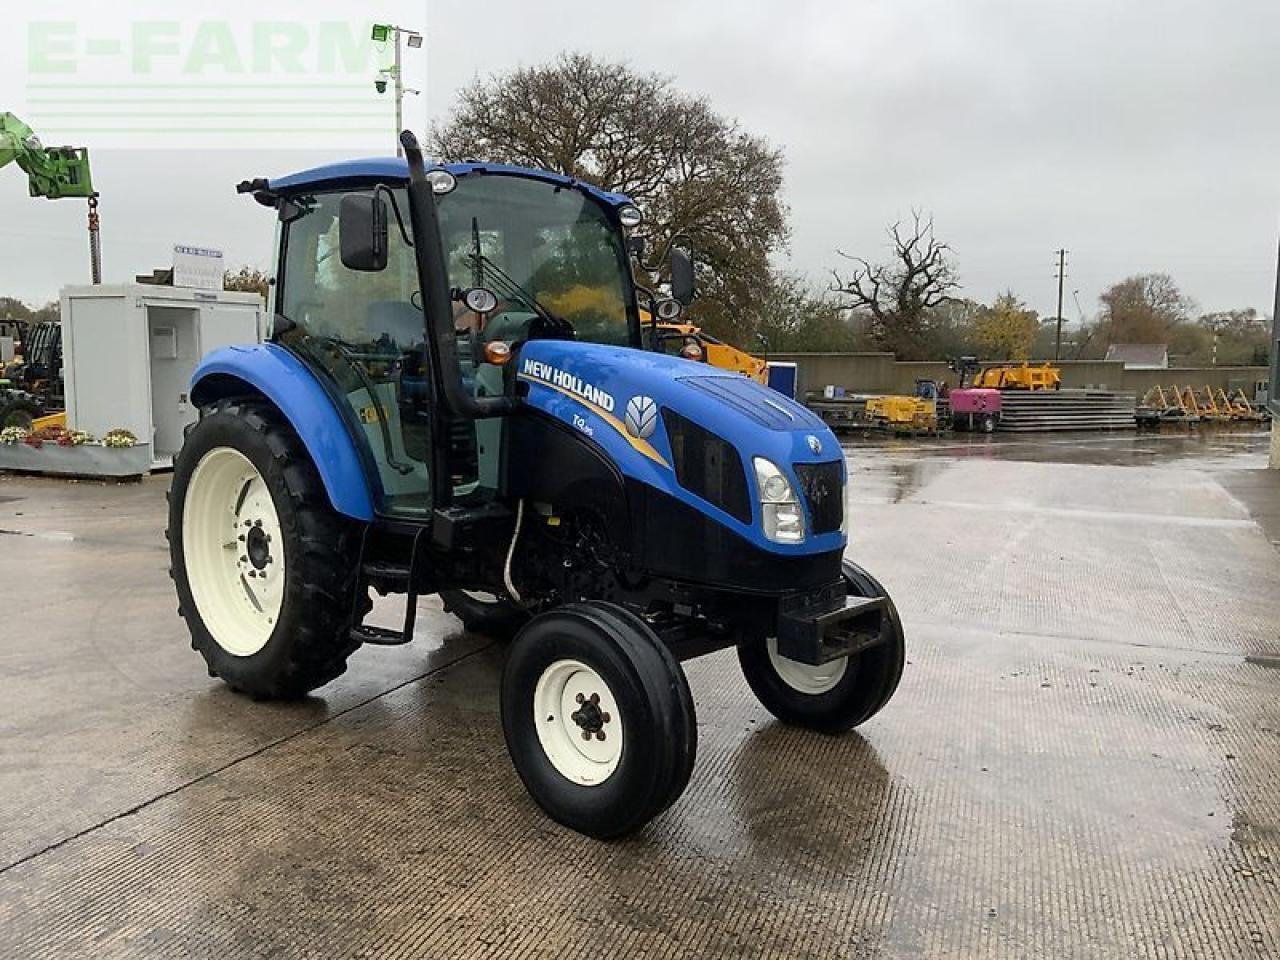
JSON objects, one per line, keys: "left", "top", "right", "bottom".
{"left": 1, "top": 428, "right": 1278, "bottom": 958}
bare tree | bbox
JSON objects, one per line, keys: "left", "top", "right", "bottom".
{"left": 832, "top": 212, "right": 959, "bottom": 359}
{"left": 430, "top": 53, "right": 788, "bottom": 341}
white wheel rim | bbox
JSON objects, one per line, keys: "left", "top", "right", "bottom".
{"left": 767, "top": 637, "right": 848, "bottom": 695}
{"left": 182, "top": 447, "right": 285, "bottom": 657}
{"left": 533, "top": 659, "right": 623, "bottom": 786}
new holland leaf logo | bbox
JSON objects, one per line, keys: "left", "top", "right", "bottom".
{"left": 624, "top": 396, "right": 658, "bottom": 439}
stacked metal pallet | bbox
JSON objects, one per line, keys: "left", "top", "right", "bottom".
{"left": 998, "top": 389, "right": 1136, "bottom": 432}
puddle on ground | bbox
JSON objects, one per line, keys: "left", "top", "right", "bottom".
{"left": 842, "top": 427, "right": 1270, "bottom": 470}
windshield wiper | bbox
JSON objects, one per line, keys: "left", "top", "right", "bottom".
{"left": 466, "top": 250, "right": 573, "bottom": 338}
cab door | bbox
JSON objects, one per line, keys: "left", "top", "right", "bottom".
{"left": 276, "top": 188, "right": 434, "bottom": 517}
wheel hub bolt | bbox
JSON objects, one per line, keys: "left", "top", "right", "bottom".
{"left": 570, "top": 692, "right": 608, "bottom": 736}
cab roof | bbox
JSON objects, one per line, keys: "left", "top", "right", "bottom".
{"left": 266, "top": 157, "right": 634, "bottom": 209}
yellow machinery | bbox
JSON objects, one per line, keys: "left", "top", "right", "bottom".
{"left": 1196, "top": 386, "right": 1229, "bottom": 422}
{"left": 1222, "top": 387, "right": 1267, "bottom": 421}
{"left": 864, "top": 394, "right": 939, "bottom": 434}
{"left": 1138, "top": 384, "right": 1268, "bottom": 425}
{"left": 644, "top": 316, "right": 767, "bottom": 384}
{"left": 969, "top": 362, "right": 1061, "bottom": 391}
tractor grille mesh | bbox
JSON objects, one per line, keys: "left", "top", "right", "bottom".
{"left": 794, "top": 461, "right": 844, "bottom": 535}
{"left": 661, "top": 409, "right": 752, "bottom": 524}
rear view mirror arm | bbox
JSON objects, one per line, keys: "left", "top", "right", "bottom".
{"left": 374, "top": 184, "right": 414, "bottom": 248}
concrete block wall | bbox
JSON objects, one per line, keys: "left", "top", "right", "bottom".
{"left": 768, "top": 352, "right": 1269, "bottom": 402}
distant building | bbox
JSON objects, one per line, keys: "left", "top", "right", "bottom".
{"left": 1104, "top": 343, "right": 1169, "bottom": 370}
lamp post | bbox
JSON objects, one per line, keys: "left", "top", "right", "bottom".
{"left": 372, "top": 24, "right": 423, "bottom": 157}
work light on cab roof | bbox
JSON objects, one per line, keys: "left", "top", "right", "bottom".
{"left": 618, "top": 203, "right": 643, "bottom": 229}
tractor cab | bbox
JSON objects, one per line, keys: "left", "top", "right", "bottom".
{"left": 170, "top": 132, "right": 903, "bottom": 839}
{"left": 256, "top": 157, "right": 645, "bottom": 518}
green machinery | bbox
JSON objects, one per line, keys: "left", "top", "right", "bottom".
{"left": 0, "top": 113, "right": 98, "bottom": 426}
{"left": 0, "top": 112, "right": 100, "bottom": 281}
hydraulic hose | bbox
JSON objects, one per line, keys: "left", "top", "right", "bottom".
{"left": 504, "top": 498, "right": 525, "bottom": 605}
{"left": 400, "top": 130, "right": 517, "bottom": 420}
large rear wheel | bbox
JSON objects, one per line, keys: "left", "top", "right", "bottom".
{"left": 500, "top": 602, "right": 696, "bottom": 838}
{"left": 738, "top": 559, "right": 905, "bottom": 733}
{"left": 168, "top": 398, "right": 365, "bottom": 699}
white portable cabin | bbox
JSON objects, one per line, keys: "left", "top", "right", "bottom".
{"left": 60, "top": 284, "right": 263, "bottom": 469}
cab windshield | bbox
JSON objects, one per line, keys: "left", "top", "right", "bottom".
{"left": 436, "top": 173, "right": 637, "bottom": 348}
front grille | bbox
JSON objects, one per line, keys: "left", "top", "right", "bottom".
{"left": 793, "top": 461, "right": 844, "bottom": 535}
{"left": 661, "top": 408, "right": 752, "bottom": 524}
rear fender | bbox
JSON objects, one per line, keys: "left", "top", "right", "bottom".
{"left": 190, "top": 343, "right": 375, "bottom": 521}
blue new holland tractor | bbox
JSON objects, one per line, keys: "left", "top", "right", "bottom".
{"left": 168, "top": 132, "right": 904, "bottom": 838}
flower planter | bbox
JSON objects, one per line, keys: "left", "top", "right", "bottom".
{"left": 0, "top": 441, "right": 152, "bottom": 478}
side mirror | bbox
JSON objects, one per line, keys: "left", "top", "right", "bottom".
{"left": 670, "top": 247, "right": 694, "bottom": 306}
{"left": 339, "top": 193, "right": 388, "bottom": 272}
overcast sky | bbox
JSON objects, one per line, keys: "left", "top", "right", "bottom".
{"left": 3, "top": 0, "right": 1278, "bottom": 324}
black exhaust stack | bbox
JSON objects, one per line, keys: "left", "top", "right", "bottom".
{"left": 400, "top": 129, "right": 517, "bottom": 420}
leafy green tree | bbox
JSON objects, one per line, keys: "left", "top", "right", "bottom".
{"left": 223, "top": 265, "right": 270, "bottom": 302}
{"left": 1167, "top": 322, "right": 1214, "bottom": 365}
{"left": 754, "top": 273, "right": 864, "bottom": 353}
{"left": 923, "top": 298, "right": 983, "bottom": 360}
{"left": 1198, "top": 308, "right": 1271, "bottom": 365}
{"left": 972, "top": 292, "right": 1039, "bottom": 360}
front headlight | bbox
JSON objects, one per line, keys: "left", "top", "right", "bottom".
{"left": 753, "top": 457, "right": 805, "bottom": 543}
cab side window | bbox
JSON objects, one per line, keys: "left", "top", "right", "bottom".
{"left": 278, "top": 189, "right": 434, "bottom": 516}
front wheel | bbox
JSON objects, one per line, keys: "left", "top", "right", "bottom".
{"left": 738, "top": 559, "right": 905, "bottom": 733}
{"left": 500, "top": 602, "right": 696, "bottom": 839}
